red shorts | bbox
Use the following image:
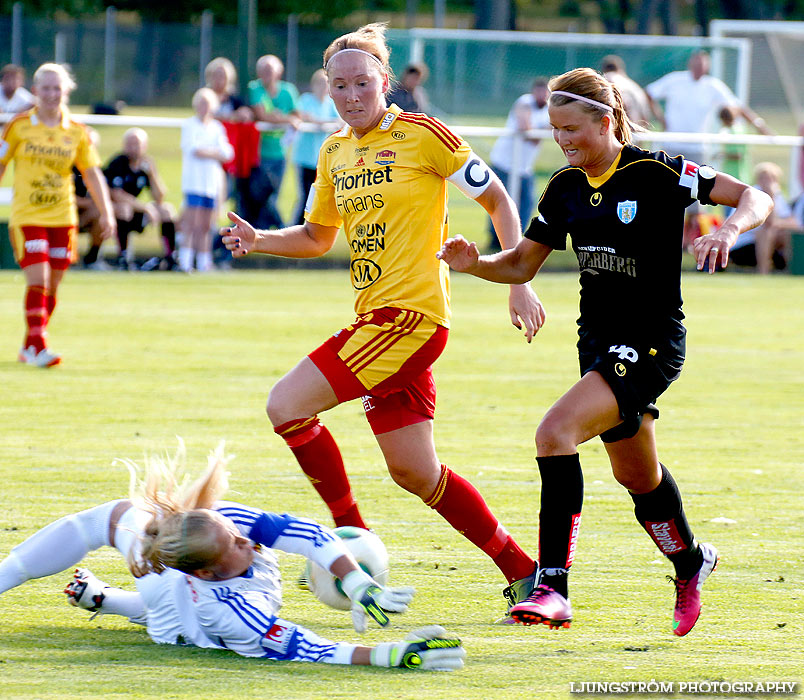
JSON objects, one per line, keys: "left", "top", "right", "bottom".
{"left": 11, "top": 225, "right": 76, "bottom": 270}
{"left": 309, "top": 307, "right": 449, "bottom": 435}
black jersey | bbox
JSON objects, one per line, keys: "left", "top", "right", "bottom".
{"left": 104, "top": 154, "right": 151, "bottom": 198}
{"left": 525, "top": 144, "right": 714, "bottom": 351}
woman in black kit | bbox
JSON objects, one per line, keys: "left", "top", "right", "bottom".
{"left": 437, "top": 67, "right": 772, "bottom": 636}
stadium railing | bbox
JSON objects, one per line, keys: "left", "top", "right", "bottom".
{"left": 2, "top": 113, "right": 801, "bottom": 206}
{"left": 1, "top": 114, "right": 802, "bottom": 272}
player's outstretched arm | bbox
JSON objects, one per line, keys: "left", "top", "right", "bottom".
{"left": 369, "top": 625, "right": 466, "bottom": 671}
{"left": 693, "top": 173, "right": 773, "bottom": 273}
{"left": 436, "top": 234, "right": 480, "bottom": 272}
{"left": 438, "top": 235, "right": 552, "bottom": 285}
{"left": 220, "top": 211, "right": 339, "bottom": 259}
{"left": 338, "top": 564, "right": 415, "bottom": 633}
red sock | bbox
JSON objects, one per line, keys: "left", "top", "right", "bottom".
{"left": 23, "top": 285, "right": 48, "bottom": 352}
{"left": 45, "top": 292, "right": 57, "bottom": 321}
{"left": 425, "top": 465, "right": 535, "bottom": 583}
{"left": 275, "top": 417, "right": 367, "bottom": 529}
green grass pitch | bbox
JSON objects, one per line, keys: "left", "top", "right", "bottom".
{"left": 0, "top": 268, "right": 802, "bottom": 699}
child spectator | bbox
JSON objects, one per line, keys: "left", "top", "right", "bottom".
{"left": 179, "top": 88, "right": 233, "bottom": 272}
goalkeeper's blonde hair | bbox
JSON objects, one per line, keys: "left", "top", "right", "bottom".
{"left": 126, "top": 439, "right": 231, "bottom": 577}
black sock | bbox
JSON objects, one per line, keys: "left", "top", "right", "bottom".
{"left": 630, "top": 464, "right": 702, "bottom": 579}
{"left": 161, "top": 221, "right": 176, "bottom": 255}
{"left": 83, "top": 244, "right": 100, "bottom": 265}
{"left": 116, "top": 225, "right": 129, "bottom": 255}
{"left": 536, "top": 454, "right": 583, "bottom": 598}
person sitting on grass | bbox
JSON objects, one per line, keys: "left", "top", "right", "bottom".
{"left": 105, "top": 128, "right": 179, "bottom": 271}
{"left": 729, "top": 162, "right": 800, "bottom": 274}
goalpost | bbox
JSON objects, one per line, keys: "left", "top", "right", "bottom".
{"left": 386, "top": 28, "right": 751, "bottom": 117}
{"left": 383, "top": 28, "right": 754, "bottom": 204}
{"left": 710, "top": 19, "right": 804, "bottom": 198}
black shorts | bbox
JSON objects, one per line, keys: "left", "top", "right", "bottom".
{"left": 578, "top": 331, "right": 685, "bottom": 443}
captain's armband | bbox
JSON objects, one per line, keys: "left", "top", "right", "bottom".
{"left": 447, "top": 152, "right": 493, "bottom": 199}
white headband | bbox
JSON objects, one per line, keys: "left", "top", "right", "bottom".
{"left": 325, "top": 48, "right": 386, "bottom": 72}
{"left": 550, "top": 90, "right": 614, "bottom": 113}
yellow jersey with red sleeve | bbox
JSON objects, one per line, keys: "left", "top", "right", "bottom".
{"left": 0, "top": 108, "right": 100, "bottom": 227}
{"left": 305, "top": 103, "right": 493, "bottom": 328}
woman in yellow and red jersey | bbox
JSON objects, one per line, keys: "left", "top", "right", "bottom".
{"left": 222, "top": 24, "right": 546, "bottom": 620}
{"left": 0, "top": 63, "right": 115, "bottom": 367}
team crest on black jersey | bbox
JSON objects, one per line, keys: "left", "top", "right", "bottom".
{"left": 616, "top": 200, "right": 637, "bottom": 224}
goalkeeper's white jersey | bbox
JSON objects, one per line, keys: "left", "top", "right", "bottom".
{"left": 125, "top": 501, "right": 355, "bottom": 662}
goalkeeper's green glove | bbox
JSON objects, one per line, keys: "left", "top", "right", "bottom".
{"left": 371, "top": 625, "right": 466, "bottom": 671}
{"left": 341, "top": 569, "right": 415, "bottom": 633}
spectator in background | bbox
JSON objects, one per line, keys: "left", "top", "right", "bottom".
{"left": 104, "top": 128, "right": 178, "bottom": 271}
{"left": 179, "top": 88, "right": 234, "bottom": 272}
{"left": 488, "top": 78, "right": 550, "bottom": 250}
{"left": 205, "top": 57, "right": 253, "bottom": 123}
{"left": 645, "top": 51, "right": 771, "bottom": 165}
{"left": 715, "top": 105, "right": 750, "bottom": 219}
{"left": 646, "top": 52, "right": 772, "bottom": 251}
{"left": 731, "top": 162, "right": 799, "bottom": 274}
{"left": 0, "top": 63, "right": 115, "bottom": 367}
{"left": 205, "top": 56, "right": 258, "bottom": 267}
{"left": 292, "top": 69, "right": 341, "bottom": 225}
{"left": 247, "top": 55, "right": 300, "bottom": 230}
{"left": 386, "top": 63, "right": 430, "bottom": 114}
{"left": 793, "top": 123, "right": 804, "bottom": 227}
{"left": 600, "top": 55, "right": 652, "bottom": 128}
{"left": 0, "top": 64, "right": 34, "bottom": 113}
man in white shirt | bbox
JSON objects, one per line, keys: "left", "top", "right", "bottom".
{"left": 488, "top": 78, "right": 550, "bottom": 250}
{"left": 646, "top": 51, "right": 770, "bottom": 164}
{"left": 0, "top": 64, "right": 34, "bottom": 113}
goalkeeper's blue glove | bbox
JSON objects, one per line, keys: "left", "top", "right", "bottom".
{"left": 371, "top": 625, "right": 466, "bottom": 671}
{"left": 341, "top": 569, "right": 415, "bottom": 633}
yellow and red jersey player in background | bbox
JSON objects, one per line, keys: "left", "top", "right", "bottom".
{"left": 0, "top": 63, "right": 115, "bottom": 367}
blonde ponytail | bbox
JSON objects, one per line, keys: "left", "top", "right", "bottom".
{"left": 124, "top": 439, "right": 231, "bottom": 576}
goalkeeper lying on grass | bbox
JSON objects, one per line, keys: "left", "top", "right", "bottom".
{"left": 0, "top": 441, "right": 465, "bottom": 672}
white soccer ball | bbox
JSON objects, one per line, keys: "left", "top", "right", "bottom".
{"left": 308, "top": 526, "right": 390, "bottom": 610}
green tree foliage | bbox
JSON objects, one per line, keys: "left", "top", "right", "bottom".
{"left": 0, "top": 0, "right": 381, "bottom": 23}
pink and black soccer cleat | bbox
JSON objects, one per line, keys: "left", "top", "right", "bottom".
{"left": 509, "top": 584, "right": 573, "bottom": 629}
{"left": 670, "top": 542, "right": 719, "bottom": 637}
